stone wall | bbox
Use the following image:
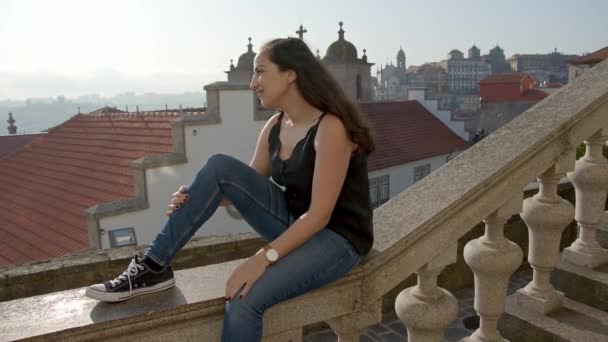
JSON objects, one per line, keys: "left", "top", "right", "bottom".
{"left": 0, "top": 233, "right": 265, "bottom": 302}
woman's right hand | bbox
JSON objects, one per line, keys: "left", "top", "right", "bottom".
{"left": 166, "top": 185, "right": 190, "bottom": 216}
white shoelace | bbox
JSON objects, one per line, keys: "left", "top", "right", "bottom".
{"left": 109, "top": 258, "right": 145, "bottom": 295}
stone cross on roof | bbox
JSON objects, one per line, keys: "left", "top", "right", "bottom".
{"left": 296, "top": 25, "right": 307, "bottom": 40}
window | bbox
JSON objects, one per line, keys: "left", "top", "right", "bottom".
{"left": 414, "top": 164, "right": 431, "bottom": 183}
{"left": 109, "top": 227, "right": 137, "bottom": 248}
{"left": 369, "top": 175, "right": 390, "bottom": 209}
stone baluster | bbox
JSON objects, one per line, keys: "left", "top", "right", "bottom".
{"left": 326, "top": 298, "right": 382, "bottom": 342}
{"left": 463, "top": 194, "right": 524, "bottom": 342}
{"left": 516, "top": 153, "right": 575, "bottom": 314}
{"left": 395, "top": 243, "right": 458, "bottom": 342}
{"left": 564, "top": 129, "right": 608, "bottom": 268}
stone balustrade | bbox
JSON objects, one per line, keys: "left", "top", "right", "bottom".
{"left": 1, "top": 59, "right": 608, "bottom": 341}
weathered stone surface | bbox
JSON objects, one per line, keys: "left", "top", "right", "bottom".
{"left": 0, "top": 258, "right": 366, "bottom": 341}
{"left": 552, "top": 258, "right": 608, "bottom": 311}
{"left": 0, "top": 233, "right": 264, "bottom": 302}
{"left": 501, "top": 296, "right": 608, "bottom": 342}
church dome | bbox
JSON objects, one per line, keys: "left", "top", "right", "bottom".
{"left": 324, "top": 22, "right": 358, "bottom": 62}
{"left": 236, "top": 37, "right": 256, "bottom": 71}
{"left": 490, "top": 45, "right": 503, "bottom": 53}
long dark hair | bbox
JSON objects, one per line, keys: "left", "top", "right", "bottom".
{"left": 259, "top": 38, "right": 375, "bottom": 155}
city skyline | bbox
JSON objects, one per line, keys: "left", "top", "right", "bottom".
{"left": 2, "top": 0, "right": 607, "bottom": 99}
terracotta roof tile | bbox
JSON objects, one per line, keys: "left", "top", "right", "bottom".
{"left": 520, "top": 89, "right": 549, "bottom": 101}
{"left": 569, "top": 46, "right": 608, "bottom": 65}
{"left": 0, "top": 133, "right": 45, "bottom": 160}
{"left": 361, "top": 101, "right": 468, "bottom": 171}
{"left": 0, "top": 110, "right": 205, "bottom": 267}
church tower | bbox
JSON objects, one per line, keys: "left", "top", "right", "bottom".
{"left": 322, "top": 22, "right": 374, "bottom": 102}
{"left": 226, "top": 37, "right": 256, "bottom": 83}
{"left": 397, "top": 46, "right": 406, "bottom": 70}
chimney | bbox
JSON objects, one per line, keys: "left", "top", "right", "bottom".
{"left": 7, "top": 112, "right": 17, "bottom": 135}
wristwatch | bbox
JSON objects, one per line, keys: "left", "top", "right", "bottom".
{"left": 258, "top": 244, "right": 279, "bottom": 265}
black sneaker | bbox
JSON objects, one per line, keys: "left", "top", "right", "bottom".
{"left": 85, "top": 255, "right": 175, "bottom": 302}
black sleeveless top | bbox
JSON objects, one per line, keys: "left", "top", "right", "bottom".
{"left": 268, "top": 112, "right": 374, "bottom": 256}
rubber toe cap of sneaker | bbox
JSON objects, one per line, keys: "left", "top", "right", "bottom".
{"left": 89, "top": 283, "right": 107, "bottom": 292}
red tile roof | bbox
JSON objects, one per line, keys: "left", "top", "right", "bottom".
{"left": 569, "top": 46, "right": 608, "bottom": 65}
{"left": 520, "top": 89, "right": 550, "bottom": 101}
{"left": 479, "top": 73, "right": 529, "bottom": 84}
{"left": 545, "top": 82, "right": 564, "bottom": 88}
{"left": 0, "top": 110, "right": 204, "bottom": 267}
{"left": 88, "top": 106, "right": 127, "bottom": 114}
{"left": 361, "top": 101, "right": 468, "bottom": 171}
{"left": 0, "top": 133, "right": 45, "bottom": 160}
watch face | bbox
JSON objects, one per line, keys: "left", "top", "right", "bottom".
{"left": 266, "top": 249, "right": 279, "bottom": 262}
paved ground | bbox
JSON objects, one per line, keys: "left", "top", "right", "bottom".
{"left": 304, "top": 269, "right": 533, "bottom": 342}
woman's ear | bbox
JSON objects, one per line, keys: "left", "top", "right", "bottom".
{"left": 287, "top": 69, "right": 297, "bottom": 84}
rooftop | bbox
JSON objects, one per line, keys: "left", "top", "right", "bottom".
{"left": 0, "top": 110, "right": 205, "bottom": 267}
{"left": 0, "top": 133, "right": 46, "bottom": 160}
{"left": 361, "top": 100, "right": 468, "bottom": 171}
{"left": 569, "top": 46, "right": 608, "bottom": 66}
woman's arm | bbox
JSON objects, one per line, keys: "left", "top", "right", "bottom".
{"left": 249, "top": 112, "right": 281, "bottom": 177}
{"left": 265, "top": 114, "right": 354, "bottom": 260}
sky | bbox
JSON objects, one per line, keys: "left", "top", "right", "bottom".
{"left": 1, "top": 0, "right": 607, "bottom": 100}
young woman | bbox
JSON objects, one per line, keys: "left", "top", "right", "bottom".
{"left": 86, "top": 37, "right": 375, "bottom": 341}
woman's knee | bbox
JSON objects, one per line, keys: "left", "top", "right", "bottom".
{"left": 204, "top": 153, "right": 234, "bottom": 169}
{"left": 199, "top": 153, "right": 238, "bottom": 178}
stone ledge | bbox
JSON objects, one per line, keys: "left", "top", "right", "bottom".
{"left": 0, "top": 233, "right": 265, "bottom": 302}
{"left": 552, "top": 258, "right": 608, "bottom": 311}
{"left": 501, "top": 296, "right": 608, "bottom": 342}
{"left": 169, "top": 112, "right": 222, "bottom": 127}
{"left": 131, "top": 152, "right": 188, "bottom": 170}
{"left": 0, "top": 258, "right": 366, "bottom": 341}
{"left": 203, "top": 81, "right": 251, "bottom": 91}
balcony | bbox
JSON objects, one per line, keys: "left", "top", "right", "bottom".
{"left": 2, "top": 59, "right": 608, "bottom": 341}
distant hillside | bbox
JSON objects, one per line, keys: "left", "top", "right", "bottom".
{"left": 1, "top": 92, "right": 205, "bottom": 134}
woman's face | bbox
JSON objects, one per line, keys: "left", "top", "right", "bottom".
{"left": 250, "top": 52, "right": 293, "bottom": 109}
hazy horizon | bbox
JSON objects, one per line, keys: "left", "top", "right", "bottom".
{"left": 2, "top": 0, "right": 607, "bottom": 100}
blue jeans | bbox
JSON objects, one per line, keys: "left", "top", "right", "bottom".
{"left": 145, "top": 153, "right": 361, "bottom": 342}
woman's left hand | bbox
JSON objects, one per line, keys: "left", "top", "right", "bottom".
{"left": 225, "top": 252, "right": 269, "bottom": 300}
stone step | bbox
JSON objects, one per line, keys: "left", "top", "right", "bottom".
{"left": 552, "top": 257, "right": 608, "bottom": 311}
{"left": 500, "top": 295, "right": 608, "bottom": 342}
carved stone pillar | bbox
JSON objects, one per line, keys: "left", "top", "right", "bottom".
{"left": 564, "top": 130, "right": 608, "bottom": 268}
{"left": 395, "top": 244, "right": 458, "bottom": 342}
{"left": 463, "top": 195, "right": 524, "bottom": 342}
{"left": 517, "top": 158, "right": 575, "bottom": 314}
{"left": 326, "top": 298, "right": 382, "bottom": 342}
